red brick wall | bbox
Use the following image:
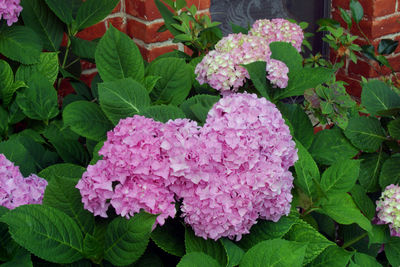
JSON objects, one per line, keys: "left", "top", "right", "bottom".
{"left": 331, "top": 0, "right": 400, "bottom": 97}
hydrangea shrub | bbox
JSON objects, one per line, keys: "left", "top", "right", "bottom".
{"left": 376, "top": 184, "right": 400, "bottom": 237}
{"left": 0, "top": 0, "right": 22, "bottom": 26}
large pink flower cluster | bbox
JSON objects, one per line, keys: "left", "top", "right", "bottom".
{"left": 77, "top": 93, "right": 298, "bottom": 240}
{"left": 195, "top": 19, "right": 304, "bottom": 94}
{"left": 0, "top": 154, "right": 47, "bottom": 209}
{"left": 0, "top": 0, "right": 22, "bottom": 26}
{"left": 376, "top": 184, "right": 400, "bottom": 237}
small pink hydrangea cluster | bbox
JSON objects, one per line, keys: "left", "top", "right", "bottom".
{"left": 77, "top": 93, "right": 298, "bottom": 240}
{"left": 376, "top": 184, "right": 400, "bottom": 237}
{"left": 195, "top": 19, "right": 304, "bottom": 94}
{"left": 0, "top": 0, "right": 22, "bottom": 26}
{"left": 0, "top": 154, "right": 47, "bottom": 209}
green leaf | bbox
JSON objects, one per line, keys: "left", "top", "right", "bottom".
{"left": 344, "top": 116, "right": 386, "bottom": 152}
{"left": 0, "top": 59, "right": 14, "bottom": 100}
{"left": 240, "top": 239, "right": 306, "bottom": 267}
{"left": 0, "top": 205, "right": 84, "bottom": 264}
{"left": 354, "top": 252, "right": 382, "bottom": 267}
{"left": 98, "top": 78, "right": 151, "bottom": 125}
{"left": 285, "top": 220, "right": 333, "bottom": 265}
{"left": 0, "top": 106, "right": 8, "bottom": 134}
{"left": 21, "top": 0, "right": 63, "bottom": 51}
{"left": 2, "top": 81, "right": 26, "bottom": 107}
{"left": 16, "top": 73, "right": 59, "bottom": 121}
{"left": 185, "top": 227, "right": 227, "bottom": 267}
{"left": 220, "top": 239, "right": 245, "bottom": 267}
{"left": 319, "top": 193, "right": 372, "bottom": 232}
{"left": 339, "top": 8, "right": 352, "bottom": 28}
{"left": 0, "top": 139, "right": 37, "bottom": 176}
{"left": 154, "top": 0, "right": 181, "bottom": 37}
{"left": 309, "top": 127, "right": 358, "bottom": 165}
{"left": 180, "top": 94, "right": 219, "bottom": 123}
{"left": 95, "top": 25, "right": 144, "bottom": 82}
{"left": 237, "top": 215, "right": 298, "bottom": 250}
{"left": 230, "top": 22, "right": 248, "bottom": 34}
{"left": 41, "top": 164, "right": 94, "bottom": 235}
{"left": 140, "top": 105, "right": 186, "bottom": 123}
{"left": 270, "top": 42, "right": 302, "bottom": 74}
{"left": 151, "top": 219, "right": 185, "bottom": 257}
{"left": 177, "top": 252, "right": 220, "bottom": 267}
{"left": 147, "top": 58, "right": 192, "bottom": 105}
{"left": 70, "top": 36, "right": 97, "bottom": 60}
{"left": 388, "top": 118, "right": 400, "bottom": 139}
{"left": 368, "top": 224, "right": 390, "bottom": 245}
{"left": 294, "top": 141, "right": 320, "bottom": 198}
{"left": 16, "top": 52, "right": 59, "bottom": 84}
{"left": 104, "top": 212, "right": 157, "bottom": 266}
{"left": 358, "top": 151, "right": 389, "bottom": 192}
{"left": 63, "top": 101, "right": 113, "bottom": 141}
{"left": 379, "top": 155, "right": 400, "bottom": 188}
{"left": 350, "top": 0, "right": 364, "bottom": 24}
{"left": 74, "top": 0, "right": 119, "bottom": 31}
{"left": 0, "top": 26, "right": 42, "bottom": 64}
{"left": 320, "top": 159, "right": 360, "bottom": 194}
{"left": 278, "top": 103, "right": 314, "bottom": 149}
{"left": 350, "top": 184, "right": 375, "bottom": 220}
{"left": 243, "top": 61, "right": 269, "bottom": 99}
{"left": 44, "top": 0, "right": 75, "bottom": 24}
{"left": 385, "top": 237, "right": 400, "bottom": 267}
{"left": 308, "top": 246, "right": 353, "bottom": 267}
{"left": 142, "top": 75, "right": 161, "bottom": 93}
{"left": 0, "top": 247, "right": 32, "bottom": 267}
{"left": 361, "top": 80, "right": 400, "bottom": 116}
{"left": 378, "top": 39, "right": 398, "bottom": 55}
{"left": 90, "top": 141, "right": 104, "bottom": 165}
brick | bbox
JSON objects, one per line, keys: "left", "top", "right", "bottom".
{"left": 369, "top": 15, "right": 400, "bottom": 39}
{"left": 76, "top": 21, "right": 106, "bottom": 41}
{"left": 137, "top": 43, "right": 179, "bottom": 62}
{"left": 81, "top": 60, "right": 96, "bottom": 71}
{"left": 388, "top": 53, "right": 400, "bottom": 72}
{"left": 347, "top": 58, "right": 380, "bottom": 77}
{"left": 127, "top": 19, "right": 173, "bottom": 43}
{"left": 369, "top": 0, "right": 396, "bottom": 17}
{"left": 81, "top": 72, "right": 97, "bottom": 87}
{"left": 107, "top": 16, "right": 127, "bottom": 33}
{"left": 336, "top": 72, "right": 363, "bottom": 98}
{"left": 112, "top": 1, "right": 122, "bottom": 13}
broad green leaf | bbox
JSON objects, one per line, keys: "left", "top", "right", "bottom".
{"left": 379, "top": 155, "right": 400, "bottom": 188}
{"left": 270, "top": 42, "right": 302, "bottom": 74}
{"left": 142, "top": 75, "right": 161, "bottom": 93}
{"left": 7, "top": 100, "right": 25, "bottom": 124}
{"left": 368, "top": 224, "right": 390, "bottom": 245}
{"left": 240, "top": 239, "right": 306, "bottom": 267}
{"left": 140, "top": 105, "right": 186, "bottom": 123}
{"left": 16, "top": 73, "right": 59, "bottom": 121}
{"left": 237, "top": 215, "right": 298, "bottom": 250}
{"left": 378, "top": 39, "right": 398, "bottom": 55}
{"left": 104, "top": 212, "right": 157, "bottom": 266}
{"left": 358, "top": 151, "right": 389, "bottom": 192}
{"left": 350, "top": 0, "right": 364, "bottom": 24}
{"left": 0, "top": 106, "right": 8, "bottom": 134}
{"left": 147, "top": 58, "right": 192, "bottom": 105}
{"left": 294, "top": 141, "right": 320, "bottom": 198}
{"left": 0, "top": 138, "right": 37, "bottom": 176}
{"left": 388, "top": 118, "right": 400, "bottom": 139}
{"left": 361, "top": 80, "right": 400, "bottom": 116}
{"left": 319, "top": 193, "right": 372, "bottom": 232}
{"left": 185, "top": 227, "right": 227, "bottom": 267}
{"left": 70, "top": 36, "right": 97, "bottom": 60}
{"left": 74, "top": 0, "right": 119, "bottom": 31}
{"left": 42, "top": 164, "right": 94, "bottom": 235}
{"left": 243, "top": 61, "right": 270, "bottom": 99}
{"left": 50, "top": 137, "right": 88, "bottom": 165}
{"left": 350, "top": 184, "right": 375, "bottom": 220}
{"left": 220, "top": 238, "right": 245, "bottom": 267}
{"left": 83, "top": 233, "right": 104, "bottom": 263}
{"left": 0, "top": 26, "right": 42, "bottom": 64}
{"left": 95, "top": 25, "right": 144, "bottom": 83}
{"left": 0, "top": 59, "right": 13, "bottom": 99}
{"left": 309, "top": 127, "right": 358, "bottom": 165}
{"left": 39, "top": 163, "right": 85, "bottom": 182}
{"left": 353, "top": 252, "right": 382, "bottom": 267}
{"left": 70, "top": 81, "right": 93, "bottom": 100}
{"left": 154, "top": 0, "right": 181, "bottom": 37}
{"left": 0, "top": 247, "right": 32, "bottom": 267}
{"left": 98, "top": 78, "right": 151, "bottom": 125}
{"left": 2, "top": 81, "right": 26, "bottom": 107}
{"left": 177, "top": 252, "right": 220, "bottom": 267}
{"left": 320, "top": 159, "right": 360, "bottom": 194}
{"left": 0, "top": 205, "right": 84, "bottom": 264}
{"left": 385, "top": 237, "right": 400, "bottom": 267}
{"left": 308, "top": 246, "right": 353, "bottom": 267}
{"left": 151, "top": 219, "right": 185, "bottom": 257}
{"left": 344, "top": 116, "right": 386, "bottom": 153}
{"left": 285, "top": 219, "right": 333, "bottom": 265}
{"left": 44, "top": 0, "right": 76, "bottom": 24}
{"left": 180, "top": 94, "right": 219, "bottom": 123}
{"left": 16, "top": 52, "right": 59, "bottom": 84}
{"left": 90, "top": 141, "right": 104, "bottom": 165}
{"left": 63, "top": 101, "right": 113, "bottom": 141}
{"left": 21, "top": 0, "right": 63, "bottom": 51}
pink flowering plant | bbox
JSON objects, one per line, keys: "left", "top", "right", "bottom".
{"left": 0, "top": 0, "right": 399, "bottom": 266}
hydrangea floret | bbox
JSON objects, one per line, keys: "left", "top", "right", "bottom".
{"left": 77, "top": 93, "right": 298, "bottom": 240}
{"left": 0, "top": 0, "right": 22, "bottom": 26}
{"left": 376, "top": 184, "right": 400, "bottom": 237}
{"left": 0, "top": 154, "right": 47, "bottom": 209}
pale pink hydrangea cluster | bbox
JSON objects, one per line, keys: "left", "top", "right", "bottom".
{"left": 195, "top": 19, "right": 304, "bottom": 94}
{"left": 250, "top": 18, "right": 304, "bottom": 52}
{"left": 0, "top": 154, "right": 47, "bottom": 209}
{"left": 376, "top": 184, "right": 400, "bottom": 237}
{"left": 77, "top": 93, "right": 298, "bottom": 240}
{"left": 0, "top": 0, "right": 22, "bottom": 26}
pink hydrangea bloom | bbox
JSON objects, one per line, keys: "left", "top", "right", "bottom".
{"left": 0, "top": 154, "right": 47, "bottom": 209}
{"left": 376, "top": 184, "right": 400, "bottom": 237}
{"left": 249, "top": 18, "right": 304, "bottom": 52}
{"left": 171, "top": 93, "right": 298, "bottom": 240}
{"left": 0, "top": 0, "right": 22, "bottom": 26}
{"left": 266, "top": 59, "right": 289, "bottom": 88}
